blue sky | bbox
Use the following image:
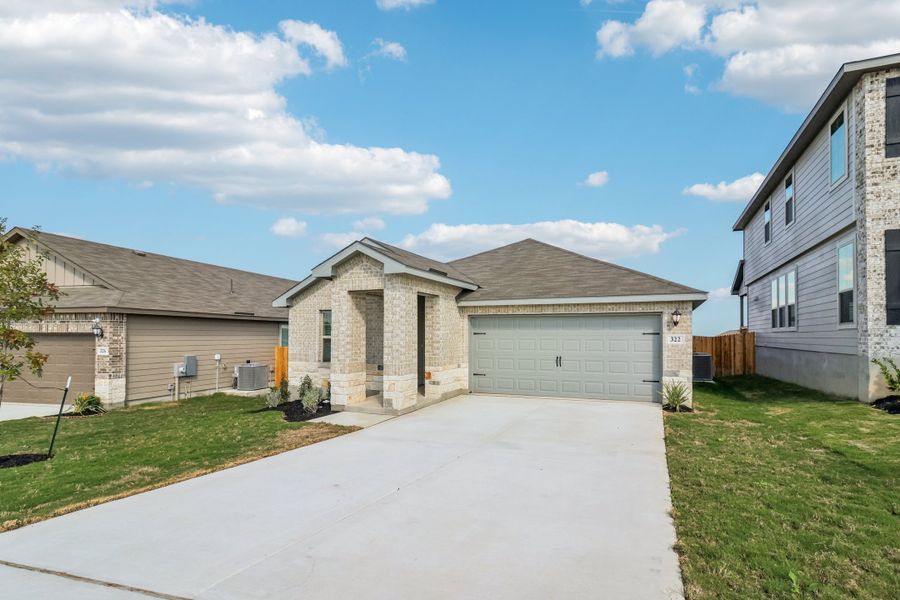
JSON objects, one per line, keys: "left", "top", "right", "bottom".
{"left": 3, "top": 1, "right": 895, "bottom": 334}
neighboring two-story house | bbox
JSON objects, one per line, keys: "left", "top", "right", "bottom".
{"left": 732, "top": 54, "right": 900, "bottom": 402}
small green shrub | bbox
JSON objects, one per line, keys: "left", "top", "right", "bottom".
{"left": 662, "top": 380, "right": 691, "bottom": 412}
{"left": 301, "top": 387, "right": 322, "bottom": 415}
{"left": 264, "top": 387, "right": 281, "bottom": 409}
{"left": 872, "top": 357, "right": 900, "bottom": 392}
{"left": 278, "top": 377, "right": 291, "bottom": 403}
{"left": 299, "top": 375, "right": 313, "bottom": 398}
{"left": 73, "top": 393, "right": 105, "bottom": 415}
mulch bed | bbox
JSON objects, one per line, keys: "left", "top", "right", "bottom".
{"left": 0, "top": 453, "right": 50, "bottom": 469}
{"left": 872, "top": 395, "right": 900, "bottom": 415}
{"left": 263, "top": 401, "right": 333, "bottom": 423}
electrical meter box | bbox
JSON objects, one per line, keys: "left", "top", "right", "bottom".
{"left": 182, "top": 355, "right": 198, "bottom": 377}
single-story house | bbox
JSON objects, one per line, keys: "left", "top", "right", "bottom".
{"left": 5, "top": 228, "right": 295, "bottom": 406}
{"left": 274, "top": 238, "right": 706, "bottom": 414}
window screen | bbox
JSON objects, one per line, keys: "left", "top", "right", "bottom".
{"left": 887, "top": 229, "right": 900, "bottom": 325}
{"left": 887, "top": 77, "right": 900, "bottom": 158}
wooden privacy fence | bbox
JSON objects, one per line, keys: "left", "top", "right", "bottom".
{"left": 274, "top": 346, "right": 288, "bottom": 386}
{"left": 693, "top": 330, "right": 756, "bottom": 377}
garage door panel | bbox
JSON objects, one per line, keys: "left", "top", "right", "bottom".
{"left": 3, "top": 334, "right": 94, "bottom": 404}
{"left": 470, "top": 315, "right": 660, "bottom": 402}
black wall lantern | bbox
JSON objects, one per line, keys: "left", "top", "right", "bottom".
{"left": 671, "top": 309, "right": 682, "bottom": 327}
{"left": 91, "top": 318, "right": 104, "bottom": 339}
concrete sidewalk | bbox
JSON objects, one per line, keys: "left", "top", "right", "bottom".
{"left": 0, "top": 403, "right": 69, "bottom": 422}
{"left": 0, "top": 395, "right": 683, "bottom": 599}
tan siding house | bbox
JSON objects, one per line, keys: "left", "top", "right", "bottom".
{"left": 5, "top": 228, "right": 294, "bottom": 406}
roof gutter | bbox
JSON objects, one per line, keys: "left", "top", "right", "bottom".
{"left": 733, "top": 52, "right": 900, "bottom": 231}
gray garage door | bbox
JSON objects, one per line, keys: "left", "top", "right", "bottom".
{"left": 469, "top": 315, "right": 661, "bottom": 402}
{"left": 3, "top": 334, "right": 95, "bottom": 404}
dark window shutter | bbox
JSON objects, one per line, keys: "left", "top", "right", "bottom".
{"left": 886, "top": 77, "right": 900, "bottom": 158}
{"left": 887, "top": 229, "right": 900, "bottom": 325}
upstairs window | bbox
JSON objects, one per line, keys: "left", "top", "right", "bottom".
{"left": 887, "top": 229, "right": 900, "bottom": 325}
{"left": 764, "top": 202, "right": 772, "bottom": 244}
{"left": 321, "top": 310, "right": 332, "bottom": 362}
{"left": 830, "top": 111, "right": 847, "bottom": 183}
{"left": 770, "top": 271, "right": 797, "bottom": 329}
{"left": 838, "top": 242, "right": 855, "bottom": 325}
{"left": 785, "top": 173, "right": 795, "bottom": 226}
{"left": 887, "top": 77, "right": 900, "bottom": 158}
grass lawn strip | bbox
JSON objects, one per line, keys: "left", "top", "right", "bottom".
{"left": 0, "top": 393, "right": 356, "bottom": 531}
{"left": 665, "top": 376, "right": 900, "bottom": 599}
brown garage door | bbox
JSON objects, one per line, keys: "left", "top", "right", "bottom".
{"left": 3, "top": 334, "right": 95, "bottom": 404}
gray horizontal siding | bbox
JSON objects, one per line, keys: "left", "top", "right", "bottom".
{"left": 744, "top": 95, "right": 857, "bottom": 285}
{"left": 748, "top": 240, "right": 857, "bottom": 354}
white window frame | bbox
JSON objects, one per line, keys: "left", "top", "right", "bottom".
{"left": 784, "top": 170, "right": 796, "bottom": 228}
{"left": 763, "top": 201, "right": 772, "bottom": 245}
{"left": 770, "top": 268, "right": 798, "bottom": 331}
{"left": 836, "top": 238, "right": 857, "bottom": 329}
{"left": 829, "top": 105, "right": 849, "bottom": 188}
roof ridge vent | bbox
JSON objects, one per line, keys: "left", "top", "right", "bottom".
{"left": 132, "top": 250, "right": 146, "bottom": 257}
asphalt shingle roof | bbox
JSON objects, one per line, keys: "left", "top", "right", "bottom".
{"left": 14, "top": 229, "right": 295, "bottom": 320}
{"left": 358, "top": 238, "right": 478, "bottom": 286}
{"left": 448, "top": 239, "right": 704, "bottom": 302}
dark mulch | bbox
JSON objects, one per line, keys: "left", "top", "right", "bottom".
{"left": 261, "top": 401, "right": 333, "bottom": 423}
{"left": 0, "top": 453, "right": 49, "bottom": 469}
{"left": 872, "top": 395, "right": 900, "bottom": 414}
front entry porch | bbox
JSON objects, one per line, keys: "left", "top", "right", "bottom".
{"left": 330, "top": 279, "right": 433, "bottom": 415}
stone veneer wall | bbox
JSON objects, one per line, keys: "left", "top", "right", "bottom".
{"left": 459, "top": 301, "right": 695, "bottom": 405}
{"left": 15, "top": 312, "right": 127, "bottom": 406}
{"left": 854, "top": 69, "right": 900, "bottom": 400}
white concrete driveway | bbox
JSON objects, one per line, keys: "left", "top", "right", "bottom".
{"left": 0, "top": 395, "right": 684, "bottom": 600}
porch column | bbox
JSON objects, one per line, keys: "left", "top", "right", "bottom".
{"left": 382, "top": 276, "right": 418, "bottom": 411}
{"left": 330, "top": 290, "right": 367, "bottom": 408}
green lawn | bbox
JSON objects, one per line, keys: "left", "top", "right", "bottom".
{"left": 0, "top": 394, "right": 354, "bottom": 531}
{"left": 666, "top": 376, "right": 900, "bottom": 599}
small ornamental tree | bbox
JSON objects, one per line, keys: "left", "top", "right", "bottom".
{"left": 0, "top": 218, "right": 60, "bottom": 410}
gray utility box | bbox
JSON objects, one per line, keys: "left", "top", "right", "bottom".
{"left": 173, "top": 355, "right": 198, "bottom": 378}
{"left": 236, "top": 363, "right": 268, "bottom": 391}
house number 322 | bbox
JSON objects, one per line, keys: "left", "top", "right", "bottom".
{"left": 667, "top": 335, "right": 685, "bottom": 345}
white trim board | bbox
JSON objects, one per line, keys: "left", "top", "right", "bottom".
{"left": 457, "top": 293, "right": 708, "bottom": 307}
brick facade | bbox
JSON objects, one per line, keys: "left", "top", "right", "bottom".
{"left": 854, "top": 69, "right": 900, "bottom": 399}
{"left": 287, "top": 252, "right": 697, "bottom": 413}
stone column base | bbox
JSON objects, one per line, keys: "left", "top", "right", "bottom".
{"left": 330, "top": 371, "right": 366, "bottom": 408}
{"left": 95, "top": 377, "right": 126, "bottom": 408}
{"left": 383, "top": 374, "right": 418, "bottom": 411}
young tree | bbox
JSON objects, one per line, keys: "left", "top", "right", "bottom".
{"left": 0, "top": 218, "right": 60, "bottom": 410}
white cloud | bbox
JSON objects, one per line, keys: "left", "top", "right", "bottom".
{"left": 580, "top": 0, "right": 594, "bottom": 6}
{"left": 683, "top": 172, "right": 764, "bottom": 203}
{"left": 597, "top": 0, "right": 706, "bottom": 58}
{"left": 279, "top": 20, "right": 347, "bottom": 70}
{"left": 271, "top": 217, "right": 307, "bottom": 237}
{"left": 369, "top": 38, "right": 407, "bottom": 61}
{"left": 582, "top": 171, "right": 610, "bottom": 187}
{"left": 708, "top": 286, "right": 732, "bottom": 301}
{"left": 376, "top": 0, "right": 434, "bottom": 10}
{"left": 352, "top": 217, "right": 386, "bottom": 231}
{"left": 595, "top": 0, "right": 900, "bottom": 111}
{"left": 0, "top": 3, "right": 451, "bottom": 215}
{"left": 398, "top": 220, "right": 683, "bottom": 261}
